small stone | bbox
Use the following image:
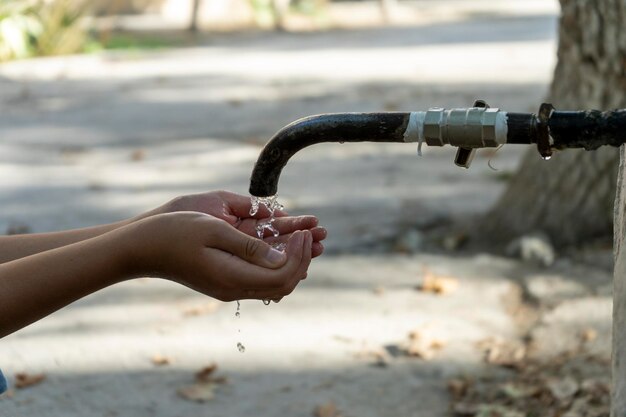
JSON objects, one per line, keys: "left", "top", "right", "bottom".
{"left": 547, "top": 377, "right": 579, "bottom": 402}
{"left": 506, "top": 231, "right": 556, "bottom": 267}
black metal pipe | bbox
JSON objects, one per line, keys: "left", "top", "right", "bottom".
{"left": 506, "top": 112, "right": 536, "bottom": 144}
{"left": 249, "top": 107, "right": 626, "bottom": 197}
{"left": 549, "top": 109, "right": 626, "bottom": 150}
{"left": 249, "top": 113, "right": 411, "bottom": 197}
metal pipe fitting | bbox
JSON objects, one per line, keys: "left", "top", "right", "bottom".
{"left": 248, "top": 102, "right": 626, "bottom": 197}
{"left": 421, "top": 107, "right": 508, "bottom": 148}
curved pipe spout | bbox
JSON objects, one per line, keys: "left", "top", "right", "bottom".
{"left": 249, "top": 113, "right": 412, "bottom": 197}
{"left": 248, "top": 107, "right": 626, "bottom": 197}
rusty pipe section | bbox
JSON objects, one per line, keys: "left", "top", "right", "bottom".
{"left": 249, "top": 105, "right": 626, "bottom": 197}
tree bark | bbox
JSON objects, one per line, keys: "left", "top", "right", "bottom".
{"left": 484, "top": 0, "right": 626, "bottom": 249}
{"left": 614, "top": 145, "right": 626, "bottom": 416}
{"left": 484, "top": 0, "right": 626, "bottom": 413}
{"left": 189, "top": 0, "right": 202, "bottom": 33}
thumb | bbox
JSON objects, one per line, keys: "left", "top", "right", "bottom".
{"left": 215, "top": 226, "right": 287, "bottom": 268}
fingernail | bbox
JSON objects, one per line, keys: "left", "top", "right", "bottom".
{"left": 294, "top": 230, "right": 305, "bottom": 246}
{"left": 266, "top": 248, "right": 286, "bottom": 264}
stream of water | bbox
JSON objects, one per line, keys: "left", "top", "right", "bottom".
{"left": 235, "top": 195, "right": 286, "bottom": 352}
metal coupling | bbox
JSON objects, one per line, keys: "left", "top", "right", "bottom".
{"left": 423, "top": 107, "right": 508, "bottom": 149}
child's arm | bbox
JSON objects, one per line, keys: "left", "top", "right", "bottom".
{"left": 0, "top": 212, "right": 313, "bottom": 338}
{"left": 0, "top": 220, "right": 131, "bottom": 264}
{"left": 0, "top": 190, "right": 325, "bottom": 263}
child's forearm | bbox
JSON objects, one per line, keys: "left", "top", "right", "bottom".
{"left": 0, "top": 231, "right": 129, "bottom": 337}
{"left": 0, "top": 220, "right": 131, "bottom": 264}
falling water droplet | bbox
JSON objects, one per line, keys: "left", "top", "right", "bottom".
{"left": 235, "top": 300, "right": 243, "bottom": 350}
{"left": 542, "top": 155, "right": 552, "bottom": 161}
{"left": 263, "top": 299, "right": 271, "bottom": 306}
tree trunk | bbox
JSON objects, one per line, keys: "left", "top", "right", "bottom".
{"left": 484, "top": 0, "right": 626, "bottom": 249}
{"left": 379, "top": 0, "right": 398, "bottom": 23}
{"left": 614, "top": 145, "right": 626, "bottom": 416}
{"left": 484, "top": 0, "right": 626, "bottom": 413}
{"left": 189, "top": 0, "right": 202, "bottom": 33}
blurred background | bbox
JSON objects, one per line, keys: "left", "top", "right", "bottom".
{"left": 0, "top": 0, "right": 622, "bottom": 416}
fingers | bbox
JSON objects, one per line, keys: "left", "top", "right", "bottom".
{"left": 312, "top": 242, "right": 324, "bottom": 258}
{"left": 238, "top": 216, "right": 322, "bottom": 238}
{"left": 264, "top": 226, "right": 326, "bottom": 258}
{"left": 210, "top": 222, "right": 287, "bottom": 269}
{"left": 219, "top": 191, "right": 288, "bottom": 219}
{"left": 203, "top": 230, "right": 311, "bottom": 301}
{"left": 239, "top": 231, "right": 313, "bottom": 300}
{"left": 272, "top": 216, "right": 319, "bottom": 235}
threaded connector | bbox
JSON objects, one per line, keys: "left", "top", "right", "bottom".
{"left": 423, "top": 107, "right": 508, "bottom": 148}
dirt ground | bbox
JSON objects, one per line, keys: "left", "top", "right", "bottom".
{"left": 0, "top": 1, "right": 614, "bottom": 416}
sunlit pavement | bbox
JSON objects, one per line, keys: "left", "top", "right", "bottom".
{"left": 1, "top": 2, "right": 610, "bottom": 416}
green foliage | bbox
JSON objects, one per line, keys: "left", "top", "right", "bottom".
{"left": 33, "top": 0, "right": 90, "bottom": 57}
{"left": 248, "top": 0, "right": 328, "bottom": 29}
{"left": 0, "top": 0, "right": 90, "bottom": 62}
{"left": 249, "top": 0, "right": 278, "bottom": 28}
{"left": 0, "top": 0, "right": 42, "bottom": 61}
{"left": 100, "top": 34, "right": 178, "bottom": 51}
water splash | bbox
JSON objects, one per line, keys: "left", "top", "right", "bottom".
{"left": 251, "top": 196, "right": 286, "bottom": 309}
{"left": 250, "top": 195, "right": 286, "bottom": 251}
{"left": 250, "top": 195, "right": 283, "bottom": 218}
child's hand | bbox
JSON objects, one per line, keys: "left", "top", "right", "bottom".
{"left": 143, "top": 190, "right": 286, "bottom": 223}
{"left": 137, "top": 190, "right": 326, "bottom": 257}
{"left": 122, "top": 212, "right": 313, "bottom": 302}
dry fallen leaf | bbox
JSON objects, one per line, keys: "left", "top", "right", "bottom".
{"left": 195, "top": 364, "right": 218, "bottom": 382}
{"left": 405, "top": 330, "right": 446, "bottom": 360}
{"left": 372, "top": 286, "right": 385, "bottom": 296}
{"left": 177, "top": 383, "right": 216, "bottom": 402}
{"left": 14, "top": 372, "right": 46, "bottom": 389}
{"left": 447, "top": 378, "right": 470, "bottom": 400}
{"left": 177, "top": 364, "right": 229, "bottom": 403}
{"left": 130, "top": 149, "right": 145, "bottom": 162}
{"left": 417, "top": 267, "right": 459, "bottom": 295}
{"left": 196, "top": 364, "right": 229, "bottom": 385}
{"left": 580, "top": 328, "right": 598, "bottom": 343}
{"left": 353, "top": 347, "right": 389, "bottom": 367}
{"left": 0, "top": 389, "right": 15, "bottom": 399}
{"left": 477, "top": 337, "right": 526, "bottom": 368}
{"left": 151, "top": 354, "right": 171, "bottom": 366}
{"left": 313, "top": 401, "right": 342, "bottom": 417}
{"left": 182, "top": 302, "right": 220, "bottom": 317}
